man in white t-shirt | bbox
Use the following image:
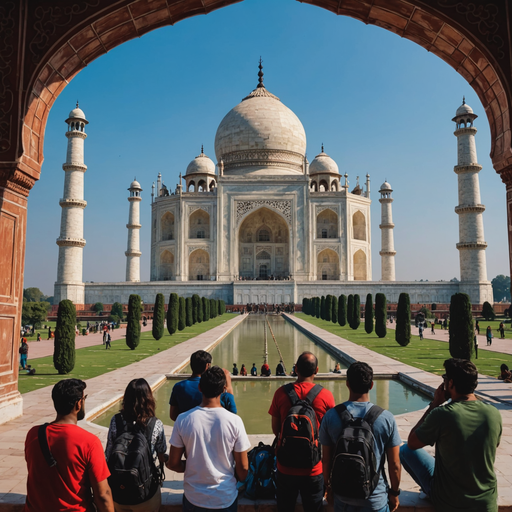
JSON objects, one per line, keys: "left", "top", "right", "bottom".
{"left": 167, "top": 366, "right": 251, "bottom": 511}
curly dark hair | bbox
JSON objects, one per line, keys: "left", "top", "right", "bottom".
{"left": 200, "top": 366, "right": 226, "bottom": 398}
{"left": 444, "top": 358, "right": 478, "bottom": 395}
{"left": 121, "top": 378, "right": 156, "bottom": 429}
{"left": 52, "top": 379, "right": 86, "bottom": 415}
{"left": 347, "top": 361, "right": 373, "bottom": 394}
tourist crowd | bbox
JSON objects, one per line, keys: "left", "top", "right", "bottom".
{"left": 23, "top": 351, "right": 502, "bottom": 512}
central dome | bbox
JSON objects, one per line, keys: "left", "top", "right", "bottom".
{"left": 214, "top": 66, "right": 306, "bottom": 175}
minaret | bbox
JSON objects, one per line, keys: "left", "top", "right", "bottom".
{"left": 452, "top": 99, "right": 491, "bottom": 302}
{"left": 54, "top": 103, "right": 88, "bottom": 304}
{"left": 126, "top": 179, "right": 142, "bottom": 282}
{"left": 379, "top": 181, "right": 396, "bottom": 281}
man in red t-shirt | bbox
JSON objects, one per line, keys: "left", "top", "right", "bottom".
{"left": 24, "top": 379, "right": 114, "bottom": 512}
{"left": 269, "top": 351, "right": 335, "bottom": 512}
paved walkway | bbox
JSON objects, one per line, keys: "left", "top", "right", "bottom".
{"left": 26, "top": 323, "right": 154, "bottom": 360}
{"left": 2, "top": 313, "right": 512, "bottom": 511}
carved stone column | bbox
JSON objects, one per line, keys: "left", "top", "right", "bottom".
{"left": 0, "top": 165, "right": 36, "bottom": 424}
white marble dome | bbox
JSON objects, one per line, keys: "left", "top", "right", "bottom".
{"left": 68, "top": 106, "right": 87, "bottom": 122}
{"left": 186, "top": 151, "right": 216, "bottom": 175}
{"left": 129, "top": 179, "right": 142, "bottom": 190}
{"left": 309, "top": 150, "right": 339, "bottom": 175}
{"left": 380, "top": 181, "right": 392, "bottom": 191}
{"left": 214, "top": 84, "right": 306, "bottom": 175}
{"left": 455, "top": 101, "right": 474, "bottom": 117}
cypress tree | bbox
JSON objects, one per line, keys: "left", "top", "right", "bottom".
{"left": 178, "top": 297, "right": 186, "bottom": 330}
{"left": 302, "top": 297, "right": 308, "bottom": 314}
{"left": 320, "top": 296, "right": 326, "bottom": 320}
{"left": 202, "top": 297, "right": 210, "bottom": 322}
{"left": 217, "top": 299, "right": 222, "bottom": 316}
{"left": 53, "top": 299, "right": 76, "bottom": 374}
{"left": 347, "top": 294, "right": 354, "bottom": 328}
{"left": 481, "top": 301, "right": 495, "bottom": 321}
{"left": 209, "top": 298, "right": 216, "bottom": 319}
{"left": 152, "top": 293, "right": 165, "bottom": 340}
{"left": 375, "top": 293, "right": 387, "bottom": 338}
{"left": 352, "top": 294, "right": 361, "bottom": 330}
{"left": 325, "top": 295, "right": 333, "bottom": 322}
{"left": 126, "top": 294, "right": 142, "bottom": 349}
{"left": 196, "top": 295, "right": 203, "bottom": 323}
{"left": 365, "top": 293, "right": 373, "bottom": 334}
{"left": 338, "top": 295, "right": 347, "bottom": 326}
{"left": 185, "top": 297, "right": 193, "bottom": 327}
{"left": 219, "top": 300, "right": 226, "bottom": 315}
{"left": 312, "top": 297, "right": 317, "bottom": 318}
{"left": 192, "top": 294, "right": 200, "bottom": 324}
{"left": 332, "top": 295, "right": 338, "bottom": 324}
{"left": 167, "top": 293, "right": 179, "bottom": 335}
{"left": 395, "top": 292, "right": 411, "bottom": 346}
{"left": 449, "top": 293, "right": 474, "bottom": 359}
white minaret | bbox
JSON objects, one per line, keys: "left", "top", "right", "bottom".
{"left": 126, "top": 179, "right": 142, "bottom": 282}
{"left": 379, "top": 181, "right": 396, "bottom": 281}
{"left": 452, "top": 99, "right": 492, "bottom": 303}
{"left": 54, "top": 103, "right": 88, "bottom": 304}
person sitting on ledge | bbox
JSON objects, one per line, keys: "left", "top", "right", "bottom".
{"left": 498, "top": 363, "right": 512, "bottom": 383}
{"left": 276, "top": 360, "right": 286, "bottom": 376}
{"left": 332, "top": 363, "right": 341, "bottom": 374}
{"left": 261, "top": 362, "right": 271, "bottom": 377}
{"left": 251, "top": 363, "right": 258, "bottom": 376}
{"left": 400, "top": 358, "right": 502, "bottom": 512}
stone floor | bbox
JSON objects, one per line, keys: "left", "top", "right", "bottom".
{"left": 1, "top": 313, "right": 511, "bottom": 511}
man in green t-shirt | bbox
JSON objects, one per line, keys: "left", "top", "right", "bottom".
{"left": 400, "top": 358, "right": 502, "bottom": 512}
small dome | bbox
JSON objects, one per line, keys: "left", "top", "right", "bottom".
{"left": 380, "top": 181, "right": 392, "bottom": 191}
{"left": 186, "top": 150, "right": 216, "bottom": 175}
{"left": 129, "top": 179, "right": 142, "bottom": 190}
{"left": 456, "top": 103, "right": 473, "bottom": 116}
{"left": 309, "top": 150, "right": 339, "bottom": 175}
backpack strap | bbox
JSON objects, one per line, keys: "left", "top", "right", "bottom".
{"left": 114, "top": 413, "right": 126, "bottom": 437}
{"left": 363, "top": 405, "right": 384, "bottom": 428}
{"left": 38, "top": 423, "right": 57, "bottom": 468}
{"left": 284, "top": 383, "right": 299, "bottom": 406}
{"left": 334, "top": 403, "right": 354, "bottom": 425}
{"left": 304, "top": 384, "right": 323, "bottom": 405}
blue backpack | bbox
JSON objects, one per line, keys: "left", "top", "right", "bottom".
{"left": 243, "top": 442, "right": 276, "bottom": 500}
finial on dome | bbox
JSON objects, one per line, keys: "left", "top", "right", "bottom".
{"left": 201, "top": 144, "right": 204, "bottom": 155}
{"left": 76, "top": 100, "right": 79, "bottom": 108}
{"left": 462, "top": 96, "right": 465, "bottom": 105}
{"left": 321, "top": 143, "right": 324, "bottom": 153}
{"left": 257, "top": 57, "right": 265, "bottom": 89}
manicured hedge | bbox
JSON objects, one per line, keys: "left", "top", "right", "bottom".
{"left": 54, "top": 300, "right": 76, "bottom": 374}
{"left": 449, "top": 293, "right": 474, "bottom": 359}
{"left": 152, "top": 293, "right": 165, "bottom": 340}
{"left": 126, "top": 294, "right": 142, "bottom": 349}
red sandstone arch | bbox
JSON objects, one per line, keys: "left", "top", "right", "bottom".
{"left": 2, "top": 0, "right": 512, "bottom": 422}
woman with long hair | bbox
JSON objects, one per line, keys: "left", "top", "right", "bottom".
{"left": 105, "top": 378, "right": 167, "bottom": 512}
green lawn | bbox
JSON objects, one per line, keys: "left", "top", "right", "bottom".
{"left": 295, "top": 313, "right": 512, "bottom": 378}
{"left": 18, "top": 314, "right": 238, "bottom": 394}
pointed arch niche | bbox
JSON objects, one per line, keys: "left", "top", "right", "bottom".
{"left": 317, "top": 248, "right": 339, "bottom": 280}
{"left": 159, "top": 250, "right": 175, "bottom": 280}
{"left": 238, "top": 207, "right": 290, "bottom": 279}
{"left": 189, "top": 209, "right": 210, "bottom": 239}
{"left": 189, "top": 249, "right": 210, "bottom": 281}
{"left": 160, "top": 212, "right": 175, "bottom": 241}
{"left": 353, "top": 249, "right": 367, "bottom": 281}
{"left": 317, "top": 209, "right": 338, "bottom": 239}
{"left": 352, "top": 211, "right": 366, "bottom": 241}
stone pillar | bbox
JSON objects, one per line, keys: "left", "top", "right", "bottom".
{"left": 54, "top": 105, "right": 88, "bottom": 304}
{"left": 452, "top": 101, "right": 493, "bottom": 303}
{"left": 379, "top": 182, "right": 396, "bottom": 281}
{"left": 126, "top": 180, "right": 142, "bottom": 282}
{"left": 0, "top": 165, "right": 37, "bottom": 424}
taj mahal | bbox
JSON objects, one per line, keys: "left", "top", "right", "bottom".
{"left": 53, "top": 64, "right": 493, "bottom": 307}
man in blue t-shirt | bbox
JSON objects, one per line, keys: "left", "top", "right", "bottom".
{"left": 169, "top": 350, "right": 236, "bottom": 421}
{"left": 320, "top": 361, "right": 402, "bottom": 512}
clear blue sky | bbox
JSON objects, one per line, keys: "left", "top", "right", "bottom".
{"left": 25, "top": 0, "right": 508, "bottom": 296}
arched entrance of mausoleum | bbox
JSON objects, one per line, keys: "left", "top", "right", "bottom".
{"left": 238, "top": 208, "right": 290, "bottom": 279}
{"left": 2, "top": 0, "right": 512, "bottom": 424}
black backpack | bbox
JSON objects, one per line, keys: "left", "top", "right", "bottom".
{"left": 330, "top": 404, "right": 385, "bottom": 500}
{"left": 107, "top": 414, "right": 161, "bottom": 505}
{"left": 244, "top": 442, "right": 276, "bottom": 500}
{"left": 276, "top": 383, "right": 322, "bottom": 468}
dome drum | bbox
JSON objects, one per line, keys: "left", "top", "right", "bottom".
{"left": 221, "top": 149, "right": 305, "bottom": 175}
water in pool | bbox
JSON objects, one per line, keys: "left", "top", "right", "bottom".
{"left": 93, "top": 315, "right": 430, "bottom": 434}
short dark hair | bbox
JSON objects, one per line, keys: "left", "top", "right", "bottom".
{"left": 190, "top": 350, "right": 212, "bottom": 374}
{"left": 200, "top": 366, "right": 226, "bottom": 398}
{"left": 501, "top": 364, "right": 509, "bottom": 372}
{"left": 444, "top": 358, "right": 478, "bottom": 394}
{"left": 296, "top": 352, "right": 318, "bottom": 378}
{"left": 347, "top": 361, "right": 373, "bottom": 394}
{"left": 121, "top": 378, "right": 156, "bottom": 429}
{"left": 52, "top": 379, "right": 86, "bottom": 415}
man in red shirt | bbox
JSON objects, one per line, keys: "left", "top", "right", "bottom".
{"left": 24, "top": 379, "right": 114, "bottom": 512}
{"left": 269, "top": 351, "right": 335, "bottom": 512}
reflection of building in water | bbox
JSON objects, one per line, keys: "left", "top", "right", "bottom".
{"left": 374, "top": 379, "right": 389, "bottom": 411}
